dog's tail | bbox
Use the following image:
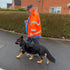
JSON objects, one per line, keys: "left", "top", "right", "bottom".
{"left": 46, "top": 49, "right": 56, "bottom": 63}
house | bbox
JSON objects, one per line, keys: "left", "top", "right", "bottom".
{"left": 11, "top": 0, "right": 70, "bottom": 14}
{"left": 21, "top": 0, "right": 70, "bottom": 14}
{"left": 11, "top": 0, "right": 21, "bottom": 9}
{"left": 7, "top": 3, "right": 12, "bottom": 9}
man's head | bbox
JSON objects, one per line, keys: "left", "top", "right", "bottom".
{"left": 27, "top": 4, "right": 33, "bottom": 13}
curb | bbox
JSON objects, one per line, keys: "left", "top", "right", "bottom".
{"left": 47, "top": 38, "right": 70, "bottom": 42}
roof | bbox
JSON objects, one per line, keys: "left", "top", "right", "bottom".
{"left": 14, "top": 0, "right": 21, "bottom": 5}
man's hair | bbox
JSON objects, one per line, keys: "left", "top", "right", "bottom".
{"left": 27, "top": 4, "right": 33, "bottom": 10}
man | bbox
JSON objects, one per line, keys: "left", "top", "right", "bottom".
{"left": 25, "top": 4, "right": 41, "bottom": 44}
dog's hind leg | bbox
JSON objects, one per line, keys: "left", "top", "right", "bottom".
{"left": 16, "top": 53, "right": 24, "bottom": 59}
{"left": 29, "top": 55, "right": 33, "bottom": 60}
{"left": 45, "top": 53, "right": 50, "bottom": 64}
{"left": 37, "top": 56, "right": 44, "bottom": 64}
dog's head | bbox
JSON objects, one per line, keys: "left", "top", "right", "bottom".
{"left": 15, "top": 36, "right": 25, "bottom": 46}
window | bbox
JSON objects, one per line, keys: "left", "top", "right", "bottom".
{"left": 34, "top": 7, "right": 38, "bottom": 11}
{"left": 49, "top": 7, "right": 62, "bottom": 14}
{"left": 37, "top": 0, "right": 40, "bottom": 2}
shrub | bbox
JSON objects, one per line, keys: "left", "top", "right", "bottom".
{"left": 0, "top": 8, "right": 26, "bottom": 11}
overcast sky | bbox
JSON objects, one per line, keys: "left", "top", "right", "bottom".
{"left": 0, "top": 0, "right": 12, "bottom": 8}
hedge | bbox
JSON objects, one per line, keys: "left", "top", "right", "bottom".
{"left": 0, "top": 8, "right": 26, "bottom": 11}
{"left": 0, "top": 11, "right": 70, "bottom": 38}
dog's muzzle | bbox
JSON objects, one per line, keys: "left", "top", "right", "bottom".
{"left": 15, "top": 42, "right": 18, "bottom": 44}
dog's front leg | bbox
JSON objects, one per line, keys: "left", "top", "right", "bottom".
{"left": 16, "top": 53, "right": 24, "bottom": 59}
{"left": 29, "top": 55, "right": 33, "bottom": 60}
{"left": 37, "top": 56, "right": 44, "bottom": 64}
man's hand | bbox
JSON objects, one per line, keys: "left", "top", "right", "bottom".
{"left": 25, "top": 20, "right": 28, "bottom": 23}
{"left": 30, "top": 33, "right": 33, "bottom": 37}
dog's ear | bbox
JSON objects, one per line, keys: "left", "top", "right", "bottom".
{"left": 21, "top": 36, "right": 23, "bottom": 39}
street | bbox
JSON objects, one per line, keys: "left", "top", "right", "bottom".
{"left": 0, "top": 30, "right": 70, "bottom": 70}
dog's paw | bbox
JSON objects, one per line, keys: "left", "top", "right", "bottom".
{"left": 47, "top": 60, "right": 50, "bottom": 64}
{"left": 16, "top": 56, "right": 20, "bottom": 59}
{"left": 37, "top": 60, "right": 43, "bottom": 64}
{"left": 29, "top": 57, "right": 33, "bottom": 60}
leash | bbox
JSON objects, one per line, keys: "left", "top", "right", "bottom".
{"left": 25, "top": 37, "right": 32, "bottom": 43}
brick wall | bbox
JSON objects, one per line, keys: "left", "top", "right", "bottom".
{"left": 11, "top": 0, "right": 14, "bottom": 9}
{"left": 14, "top": 5, "right": 21, "bottom": 9}
{"left": 21, "top": 0, "right": 70, "bottom": 14}
{"left": 21, "top": 0, "right": 43, "bottom": 12}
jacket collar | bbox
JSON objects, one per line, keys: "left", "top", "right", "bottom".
{"left": 32, "top": 8, "right": 36, "bottom": 13}
{"left": 29, "top": 9, "right": 36, "bottom": 16}
{"left": 30, "top": 8, "right": 35, "bottom": 15}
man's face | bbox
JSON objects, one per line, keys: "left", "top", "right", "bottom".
{"left": 27, "top": 8, "right": 32, "bottom": 14}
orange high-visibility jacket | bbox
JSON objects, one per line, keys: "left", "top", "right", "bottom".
{"left": 28, "top": 9, "right": 41, "bottom": 38}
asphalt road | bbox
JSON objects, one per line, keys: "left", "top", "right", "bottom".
{"left": 0, "top": 30, "right": 70, "bottom": 70}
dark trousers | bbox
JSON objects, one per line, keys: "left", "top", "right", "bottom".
{"left": 26, "top": 37, "right": 40, "bottom": 45}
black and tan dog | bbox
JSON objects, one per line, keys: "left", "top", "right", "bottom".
{"left": 15, "top": 36, "right": 55, "bottom": 64}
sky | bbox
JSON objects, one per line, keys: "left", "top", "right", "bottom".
{"left": 0, "top": 0, "right": 12, "bottom": 8}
